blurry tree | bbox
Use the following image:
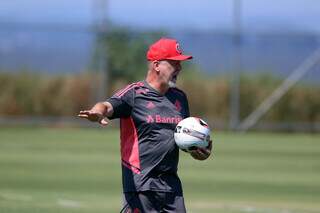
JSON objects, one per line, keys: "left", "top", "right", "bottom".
{"left": 91, "top": 27, "right": 165, "bottom": 94}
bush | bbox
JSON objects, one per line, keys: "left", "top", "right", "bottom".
{"left": 0, "top": 72, "right": 92, "bottom": 116}
{"left": 0, "top": 72, "right": 319, "bottom": 124}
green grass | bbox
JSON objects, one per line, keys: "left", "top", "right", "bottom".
{"left": 0, "top": 127, "right": 319, "bottom": 213}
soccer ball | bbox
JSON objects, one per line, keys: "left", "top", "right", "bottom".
{"left": 174, "top": 117, "right": 211, "bottom": 152}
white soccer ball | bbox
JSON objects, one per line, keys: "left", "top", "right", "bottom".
{"left": 174, "top": 117, "right": 211, "bottom": 152}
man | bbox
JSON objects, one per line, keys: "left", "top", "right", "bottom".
{"left": 78, "top": 38, "right": 212, "bottom": 212}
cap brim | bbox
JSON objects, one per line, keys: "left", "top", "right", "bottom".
{"left": 166, "top": 55, "right": 193, "bottom": 61}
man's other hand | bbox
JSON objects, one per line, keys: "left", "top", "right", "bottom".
{"left": 190, "top": 140, "right": 213, "bottom": 161}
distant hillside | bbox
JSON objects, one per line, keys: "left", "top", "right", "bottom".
{"left": 0, "top": 30, "right": 319, "bottom": 81}
{"left": 174, "top": 32, "right": 320, "bottom": 79}
{"left": 0, "top": 30, "right": 93, "bottom": 73}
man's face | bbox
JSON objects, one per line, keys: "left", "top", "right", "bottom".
{"left": 157, "top": 60, "right": 182, "bottom": 88}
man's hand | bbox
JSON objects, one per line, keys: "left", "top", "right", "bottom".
{"left": 190, "top": 140, "right": 213, "bottom": 161}
{"left": 78, "top": 102, "right": 113, "bottom": 126}
{"left": 78, "top": 110, "right": 109, "bottom": 126}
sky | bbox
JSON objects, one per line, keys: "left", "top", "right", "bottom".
{"left": 0, "top": 0, "right": 320, "bottom": 79}
{"left": 1, "top": 0, "right": 320, "bottom": 32}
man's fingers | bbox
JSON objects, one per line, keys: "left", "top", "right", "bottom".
{"left": 188, "top": 140, "right": 213, "bottom": 161}
{"left": 190, "top": 147, "right": 211, "bottom": 160}
{"left": 78, "top": 111, "right": 93, "bottom": 119}
{"left": 202, "top": 149, "right": 211, "bottom": 155}
{"left": 79, "top": 110, "right": 89, "bottom": 114}
{"left": 197, "top": 148, "right": 210, "bottom": 157}
{"left": 78, "top": 110, "right": 91, "bottom": 116}
{"left": 78, "top": 110, "right": 104, "bottom": 123}
{"left": 78, "top": 114, "right": 89, "bottom": 118}
{"left": 99, "top": 118, "right": 109, "bottom": 126}
{"left": 207, "top": 140, "right": 212, "bottom": 150}
{"left": 198, "top": 146, "right": 211, "bottom": 154}
{"left": 190, "top": 149, "right": 209, "bottom": 160}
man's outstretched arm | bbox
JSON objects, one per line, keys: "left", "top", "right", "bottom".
{"left": 78, "top": 101, "right": 114, "bottom": 126}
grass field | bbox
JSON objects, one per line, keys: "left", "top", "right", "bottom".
{"left": 0, "top": 127, "right": 319, "bottom": 213}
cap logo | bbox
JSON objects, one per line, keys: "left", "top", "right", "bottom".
{"left": 176, "top": 43, "right": 182, "bottom": 54}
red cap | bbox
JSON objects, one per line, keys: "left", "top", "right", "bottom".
{"left": 147, "top": 38, "right": 193, "bottom": 61}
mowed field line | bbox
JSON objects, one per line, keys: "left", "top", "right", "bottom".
{"left": 0, "top": 127, "right": 319, "bottom": 213}
{"left": 187, "top": 201, "right": 320, "bottom": 213}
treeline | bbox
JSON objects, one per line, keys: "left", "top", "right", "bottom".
{"left": 0, "top": 72, "right": 319, "bottom": 124}
{"left": 0, "top": 72, "right": 92, "bottom": 116}
{"left": 180, "top": 72, "right": 320, "bottom": 124}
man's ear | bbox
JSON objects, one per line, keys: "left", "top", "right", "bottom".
{"left": 152, "top": 61, "right": 161, "bottom": 72}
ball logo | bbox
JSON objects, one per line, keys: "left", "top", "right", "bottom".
{"left": 176, "top": 43, "right": 182, "bottom": 54}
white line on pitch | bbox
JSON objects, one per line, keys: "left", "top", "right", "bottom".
{"left": 0, "top": 192, "right": 33, "bottom": 201}
{"left": 57, "top": 199, "right": 82, "bottom": 208}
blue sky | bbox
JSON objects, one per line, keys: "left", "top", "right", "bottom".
{"left": 1, "top": 0, "right": 319, "bottom": 78}
{"left": 1, "top": 0, "right": 320, "bottom": 32}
